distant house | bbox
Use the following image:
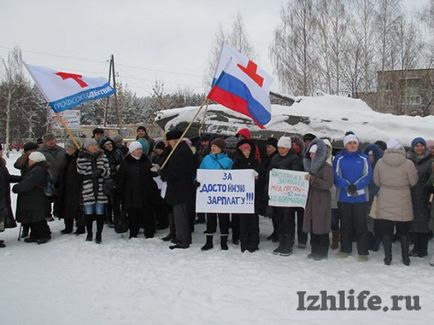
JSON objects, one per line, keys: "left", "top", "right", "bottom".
{"left": 357, "top": 69, "right": 434, "bottom": 116}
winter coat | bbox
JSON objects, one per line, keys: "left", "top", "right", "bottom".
{"left": 333, "top": 150, "right": 372, "bottom": 204}
{"left": 233, "top": 139, "right": 265, "bottom": 209}
{"left": 0, "top": 159, "right": 20, "bottom": 229}
{"left": 199, "top": 153, "right": 233, "bottom": 170}
{"left": 266, "top": 147, "right": 303, "bottom": 191}
{"left": 363, "top": 144, "right": 384, "bottom": 200}
{"left": 103, "top": 147, "right": 123, "bottom": 178}
{"left": 160, "top": 141, "right": 195, "bottom": 206}
{"left": 117, "top": 154, "right": 158, "bottom": 209}
{"left": 37, "top": 145, "right": 66, "bottom": 184}
{"left": 14, "top": 153, "right": 30, "bottom": 176}
{"left": 373, "top": 149, "right": 418, "bottom": 222}
{"left": 408, "top": 150, "right": 432, "bottom": 233}
{"left": 303, "top": 139, "right": 333, "bottom": 234}
{"left": 303, "top": 164, "right": 333, "bottom": 235}
{"left": 12, "top": 162, "right": 49, "bottom": 224}
{"left": 55, "top": 153, "right": 82, "bottom": 219}
{"left": 76, "top": 150, "right": 110, "bottom": 206}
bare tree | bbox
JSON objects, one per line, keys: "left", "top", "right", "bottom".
{"left": 270, "top": 0, "right": 318, "bottom": 96}
{"left": 204, "top": 12, "right": 255, "bottom": 88}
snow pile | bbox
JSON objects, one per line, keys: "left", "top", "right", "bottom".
{"left": 1, "top": 152, "right": 434, "bottom": 324}
{"left": 157, "top": 94, "right": 434, "bottom": 146}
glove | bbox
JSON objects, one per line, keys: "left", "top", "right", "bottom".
{"left": 194, "top": 180, "right": 201, "bottom": 188}
{"left": 150, "top": 164, "right": 161, "bottom": 173}
{"left": 93, "top": 168, "right": 103, "bottom": 177}
{"left": 347, "top": 184, "right": 357, "bottom": 195}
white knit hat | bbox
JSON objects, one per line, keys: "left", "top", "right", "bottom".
{"left": 277, "top": 136, "right": 292, "bottom": 149}
{"left": 343, "top": 134, "right": 359, "bottom": 147}
{"left": 128, "top": 141, "right": 142, "bottom": 154}
{"left": 387, "top": 138, "right": 403, "bottom": 150}
{"left": 29, "top": 151, "right": 46, "bottom": 163}
{"left": 309, "top": 144, "right": 318, "bottom": 153}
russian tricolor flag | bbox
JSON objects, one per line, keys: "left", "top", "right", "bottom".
{"left": 208, "top": 44, "right": 273, "bottom": 128}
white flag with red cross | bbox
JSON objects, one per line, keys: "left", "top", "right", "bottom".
{"left": 24, "top": 63, "right": 115, "bottom": 113}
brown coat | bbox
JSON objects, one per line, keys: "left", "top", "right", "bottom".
{"left": 303, "top": 163, "right": 333, "bottom": 235}
{"left": 373, "top": 149, "right": 418, "bottom": 222}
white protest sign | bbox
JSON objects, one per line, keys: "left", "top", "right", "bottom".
{"left": 50, "top": 110, "right": 81, "bottom": 130}
{"left": 196, "top": 169, "right": 255, "bottom": 214}
{"left": 268, "top": 169, "right": 310, "bottom": 208}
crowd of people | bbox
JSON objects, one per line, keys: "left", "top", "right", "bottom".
{"left": 1, "top": 125, "right": 433, "bottom": 267}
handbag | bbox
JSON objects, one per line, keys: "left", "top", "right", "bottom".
{"left": 114, "top": 205, "right": 129, "bottom": 234}
{"left": 103, "top": 178, "right": 116, "bottom": 196}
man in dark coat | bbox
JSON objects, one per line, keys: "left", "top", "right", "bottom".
{"left": 117, "top": 141, "right": 158, "bottom": 238}
{"left": 160, "top": 129, "right": 195, "bottom": 249}
{"left": 0, "top": 144, "right": 21, "bottom": 247}
{"left": 408, "top": 137, "right": 432, "bottom": 257}
{"left": 56, "top": 140, "right": 84, "bottom": 235}
{"left": 13, "top": 152, "right": 51, "bottom": 244}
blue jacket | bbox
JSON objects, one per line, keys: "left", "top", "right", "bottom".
{"left": 333, "top": 150, "right": 372, "bottom": 203}
{"left": 199, "top": 153, "right": 233, "bottom": 170}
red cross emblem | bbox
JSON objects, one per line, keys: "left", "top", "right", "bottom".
{"left": 55, "top": 71, "right": 88, "bottom": 88}
{"left": 237, "top": 60, "right": 264, "bottom": 87}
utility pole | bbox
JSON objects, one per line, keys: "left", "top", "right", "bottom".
{"left": 103, "top": 54, "right": 122, "bottom": 128}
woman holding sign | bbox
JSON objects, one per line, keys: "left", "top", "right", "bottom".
{"left": 198, "top": 138, "right": 233, "bottom": 251}
{"left": 233, "top": 139, "right": 264, "bottom": 253}
{"left": 303, "top": 138, "right": 333, "bottom": 260}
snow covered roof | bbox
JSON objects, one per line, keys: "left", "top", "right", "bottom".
{"left": 156, "top": 94, "right": 434, "bottom": 146}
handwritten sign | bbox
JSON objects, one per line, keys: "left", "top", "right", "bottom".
{"left": 50, "top": 110, "right": 81, "bottom": 130}
{"left": 268, "top": 169, "right": 310, "bottom": 208}
{"left": 196, "top": 169, "right": 255, "bottom": 214}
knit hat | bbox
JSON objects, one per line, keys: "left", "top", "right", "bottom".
{"left": 64, "top": 140, "right": 79, "bottom": 150}
{"left": 387, "top": 138, "right": 403, "bottom": 150}
{"left": 100, "top": 138, "right": 115, "bottom": 148}
{"left": 411, "top": 137, "right": 427, "bottom": 148}
{"left": 277, "top": 136, "right": 292, "bottom": 149}
{"left": 343, "top": 134, "right": 359, "bottom": 147}
{"left": 375, "top": 140, "right": 387, "bottom": 151}
{"left": 28, "top": 151, "right": 46, "bottom": 163}
{"left": 43, "top": 133, "right": 55, "bottom": 142}
{"left": 199, "top": 133, "right": 211, "bottom": 142}
{"left": 309, "top": 144, "right": 318, "bottom": 153}
{"left": 23, "top": 142, "right": 38, "bottom": 152}
{"left": 166, "top": 129, "right": 183, "bottom": 141}
{"left": 427, "top": 139, "right": 434, "bottom": 149}
{"left": 211, "top": 138, "right": 226, "bottom": 152}
{"left": 83, "top": 138, "right": 97, "bottom": 149}
{"left": 266, "top": 137, "right": 278, "bottom": 149}
{"left": 129, "top": 141, "right": 143, "bottom": 154}
{"left": 236, "top": 128, "right": 251, "bottom": 140}
{"left": 224, "top": 136, "right": 238, "bottom": 150}
{"left": 112, "top": 134, "right": 123, "bottom": 144}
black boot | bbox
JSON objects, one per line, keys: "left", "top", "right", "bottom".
{"left": 21, "top": 225, "right": 30, "bottom": 238}
{"left": 85, "top": 215, "right": 93, "bottom": 241}
{"left": 95, "top": 215, "right": 104, "bottom": 244}
{"left": 220, "top": 235, "right": 229, "bottom": 250}
{"left": 383, "top": 235, "right": 392, "bottom": 265}
{"left": 401, "top": 235, "right": 410, "bottom": 266}
{"left": 74, "top": 225, "right": 85, "bottom": 235}
{"left": 161, "top": 232, "right": 174, "bottom": 241}
{"left": 201, "top": 235, "right": 213, "bottom": 251}
{"left": 273, "top": 234, "right": 285, "bottom": 255}
{"left": 61, "top": 219, "right": 74, "bottom": 234}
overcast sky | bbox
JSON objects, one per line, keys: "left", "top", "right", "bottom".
{"left": 0, "top": 0, "right": 429, "bottom": 96}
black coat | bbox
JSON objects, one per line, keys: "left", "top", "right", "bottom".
{"left": 0, "top": 159, "right": 20, "bottom": 229}
{"left": 408, "top": 151, "right": 432, "bottom": 233}
{"left": 117, "top": 154, "right": 158, "bottom": 209}
{"left": 12, "top": 162, "right": 49, "bottom": 224}
{"left": 160, "top": 141, "right": 195, "bottom": 205}
{"left": 233, "top": 139, "right": 265, "bottom": 208}
{"left": 55, "top": 153, "right": 82, "bottom": 219}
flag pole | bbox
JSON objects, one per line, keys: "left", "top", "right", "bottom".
{"left": 57, "top": 114, "right": 81, "bottom": 150}
{"left": 160, "top": 97, "right": 209, "bottom": 170}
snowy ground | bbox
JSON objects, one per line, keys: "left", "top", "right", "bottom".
{"left": 1, "top": 152, "right": 433, "bottom": 325}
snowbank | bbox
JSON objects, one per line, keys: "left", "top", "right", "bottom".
{"left": 157, "top": 94, "right": 434, "bottom": 146}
